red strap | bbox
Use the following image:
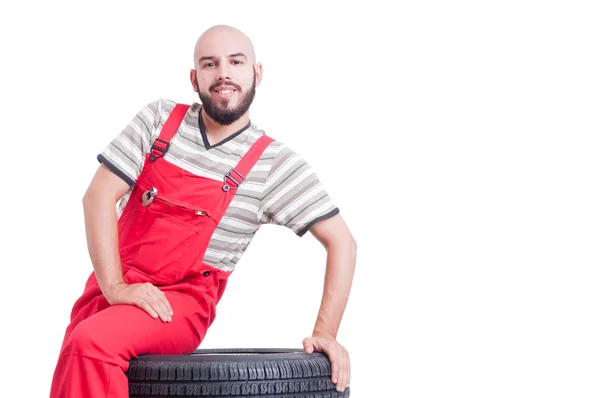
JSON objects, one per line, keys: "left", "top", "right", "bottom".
{"left": 224, "top": 135, "right": 275, "bottom": 189}
{"left": 156, "top": 104, "right": 190, "bottom": 143}
{"left": 235, "top": 135, "right": 275, "bottom": 175}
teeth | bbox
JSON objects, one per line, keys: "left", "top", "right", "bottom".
{"left": 217, "top": 89, "right": 233, "bottom": 94}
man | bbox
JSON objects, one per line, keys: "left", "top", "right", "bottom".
{"left": 50, "top": 25, "right": 356, "bottom": 397}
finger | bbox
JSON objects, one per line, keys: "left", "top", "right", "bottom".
{"left": 144, "top": 290, "right": 170, "bottom": 322}
{"left": 148, "top": 295, "right": 171, "bottom": 322}
{"left": 331, "top": 358, "right": 340, "bottom": 385}
{"left": 336, "top": 355, "right": 346, "bottom": 391}
{"left": 336, "top": 358, "right": 346, "bottom": 392}
{"left": 302, "top": 338, "right": 314, "bottom": 354}
{"left": 150, "top": 286, "right": 173, "bottom": 314}
{"left": 343, "top": 350, "right": 351, "bottom": 388}
{"left": 151, "top": 287, "right": 173, "bottom": 320}
{"left": 347, "top": 353, "right": 352, "bottom": 387}
{"left": 340, "top": 353, "right": 350, "bottom": 391}
{"left": 136, "top": 298, "right": 159, "bottom": 319}
{"left": 160, "top": 290, "right": 174, "bottom": 316}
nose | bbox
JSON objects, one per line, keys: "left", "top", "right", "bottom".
{"left": 216, "top": 59, "right": 232, "bottom": 81}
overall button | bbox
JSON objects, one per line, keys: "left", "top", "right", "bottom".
{"left": 203, "top": 271, "right": 211, "bottom": 277}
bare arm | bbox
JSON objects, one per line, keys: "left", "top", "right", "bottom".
{"left": 309, "top": 213, "right": 357, "bottom": 339}
{"left": 302, "top": 213, "right": 357, "bottom": 392}
{"left": 82, "top": 164, "right": 173, "bottom": 322}
{"left": 82, "top": 164, "right": 131, "bottom": 297}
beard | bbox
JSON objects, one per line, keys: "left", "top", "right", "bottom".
{"left": 197, "top": 75, "right": 256, "bottom": 125}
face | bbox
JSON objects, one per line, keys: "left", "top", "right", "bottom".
{"left": 191, "top": 30, "right": 262, "bottom": 125}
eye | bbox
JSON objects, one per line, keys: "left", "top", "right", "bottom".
{"left": 232, "top": 60, "right": 243, "bottom": 65}
{"left": 204, "top": 62, "right": 216, "bottom": 68}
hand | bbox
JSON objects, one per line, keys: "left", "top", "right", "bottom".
{"left": 105, "top": 282, "right": 173, "bottom": 322}
{"left": 302, "top": 333, "right": 350, "bottom": 392}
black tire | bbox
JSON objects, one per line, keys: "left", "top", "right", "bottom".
{"left": 127, "top": 348, "right": 350, "bottom": 397}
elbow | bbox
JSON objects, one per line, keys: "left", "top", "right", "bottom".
{"left": 82, "top": 187, "right": 94, "bottom": 208}
{"left": 82, "top": 184, "right": 102, "bottom": 210}
{"left": 82, "top": 191, "right": 89, "bottom": 208}
{"left": 349, "top": 236, "right": 357, "bottom": 253}
{"left": 335, "top": 232, "right": 356, "bottom": 254}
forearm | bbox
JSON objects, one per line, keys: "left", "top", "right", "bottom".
{"left": 82, "top": 191, "right": 125, "bottom": 298}
{"left": 312, "top": 238, "right": 357, "bottom": 339}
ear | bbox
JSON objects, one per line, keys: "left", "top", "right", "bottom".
{"left": 190, "top": 69, "right": 198, "bottom": 92}
{"left": 254, "top": 63, "right": 263, "bottom": 87}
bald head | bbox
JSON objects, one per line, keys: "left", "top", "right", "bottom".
{"left": 193, "top": 25, "right": 256, "bottom": 66}
{"left": 189, "top": 25, "right": 263, "bottom": 126}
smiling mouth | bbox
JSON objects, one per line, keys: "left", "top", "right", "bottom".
{"left": 215, "top": 89, "right": 235, "bottom": 94}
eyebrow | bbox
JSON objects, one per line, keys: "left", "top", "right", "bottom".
{"left": 198, "top": 53, "right": 248, "bottom": 63}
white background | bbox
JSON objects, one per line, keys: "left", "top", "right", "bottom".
{"left": 1, "top": 1, "right": 599, "bottom": 397}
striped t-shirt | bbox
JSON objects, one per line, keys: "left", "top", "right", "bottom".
{"left": 98, "top": 98, "right": 340, "bottom": 271}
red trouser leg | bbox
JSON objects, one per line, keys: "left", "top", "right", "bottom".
{"left": 49, "top": 289, "right": 213, "bottom": 398}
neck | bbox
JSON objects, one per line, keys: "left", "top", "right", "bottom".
{"left": 201, "top": 108, "right": 250, "bottom": 141}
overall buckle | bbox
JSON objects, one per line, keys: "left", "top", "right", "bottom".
{"left": 223, "top": 167, "right": 245, "bottom": 191}
{"left": 150, "top": 138, "right": 170, "bottom": 161}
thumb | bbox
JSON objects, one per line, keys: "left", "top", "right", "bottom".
{"left": 302, "top": 338, "right": 314, "bottom": 354}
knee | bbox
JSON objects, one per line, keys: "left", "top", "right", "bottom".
{"left": 63, "top": 323, "right": 107, "bottom": 359}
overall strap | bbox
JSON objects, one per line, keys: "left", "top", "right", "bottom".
{"left": 223, "top": 135, "right": 275, "bottom": 191}
{"left": 150, "top": 104, "right": 191, "bottom": 161}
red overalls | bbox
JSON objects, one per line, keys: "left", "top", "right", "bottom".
{"left": 50, "top": 104, "right": 274, "bottom": 398}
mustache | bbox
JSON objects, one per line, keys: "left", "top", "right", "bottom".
{"left": 209, "top": 81, "right": 242, "bottom": 91}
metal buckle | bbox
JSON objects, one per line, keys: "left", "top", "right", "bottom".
{"left": 223, "top": 167, "right": 245, "bottom": 191}
{"left": 150, "top": 138, "right": 170, "bottom": 161}
{"left": 141, "top": 187, "right": 158, "bottom": 206}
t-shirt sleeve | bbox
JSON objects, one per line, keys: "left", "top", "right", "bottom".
{"left": 258, "top": 144, "right": 340, "bottom": 237}
{"left": 96, "top": 98, "right": 162, "bottom": 187}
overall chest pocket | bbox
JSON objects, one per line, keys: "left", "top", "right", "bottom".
{"left": 119, "top": 184, "right": 215, "bottom": 284}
